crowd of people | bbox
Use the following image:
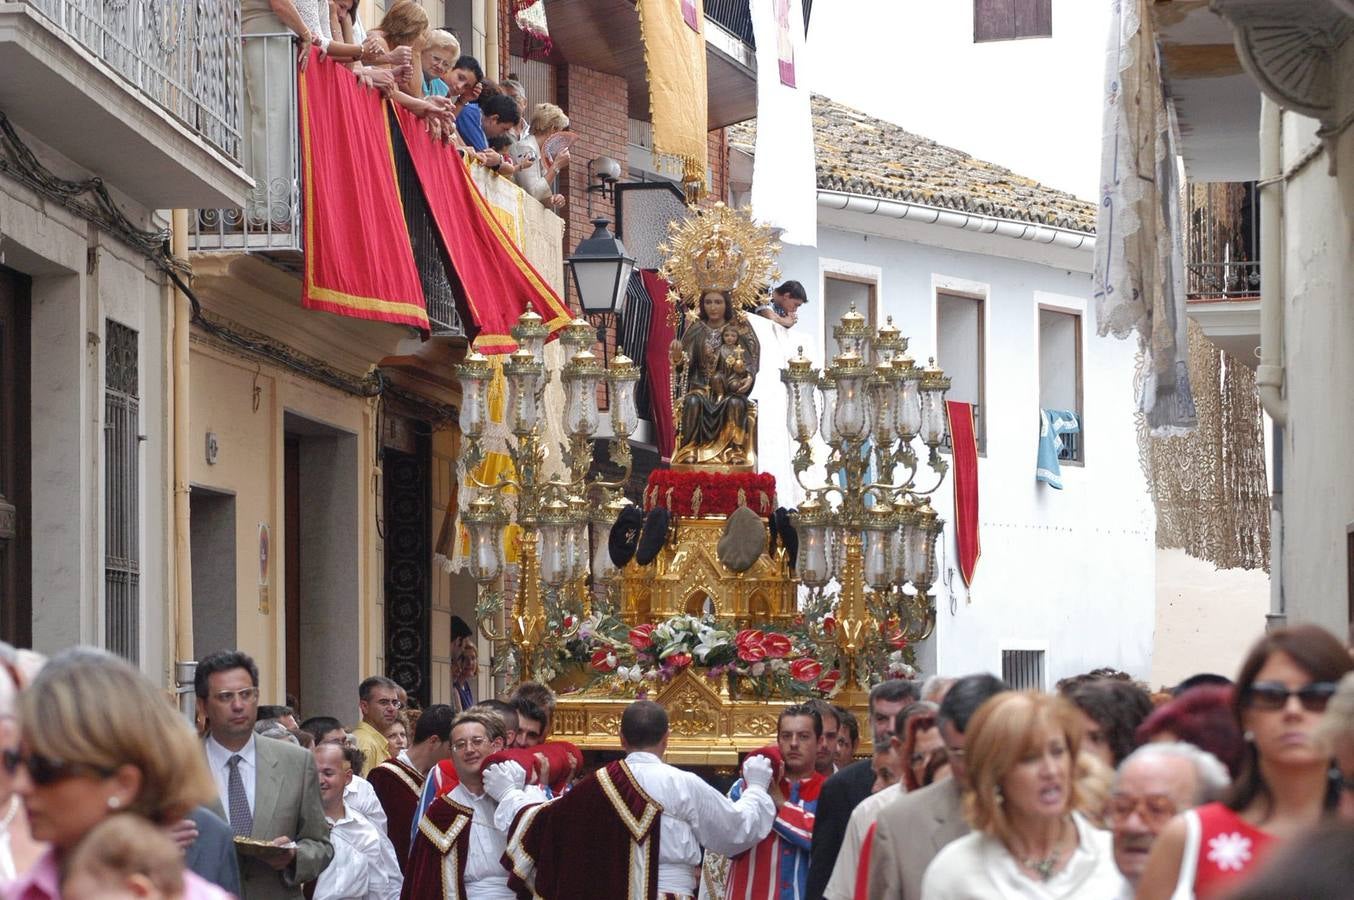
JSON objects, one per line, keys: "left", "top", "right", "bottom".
{"left": 244, "top": 0, "right": 569, "bottom": 213}
{"left": 4, "top": 622, "right": 1354, "bottom": 899}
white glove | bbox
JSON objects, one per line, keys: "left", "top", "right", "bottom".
{"left": 741, "top": 755, "right": 773, "bottom": 793}
{"left": 482, "top": 761, "right": 527, "bottom": 802}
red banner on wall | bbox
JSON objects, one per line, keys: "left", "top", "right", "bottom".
{"left": 947, "top": 400, "right": 981, "bottom": 586}
{"left": 297, "top": 51, "right": 429, "bottom": 330}
{"left": 392, "top": 107, "right": 571, "bottom": 353}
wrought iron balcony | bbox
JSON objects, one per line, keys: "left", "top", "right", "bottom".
{"left": 1186, "top": 182, "right": 1260, "bottom": 301}
{"left": 705, "top": 0, "right": 754, "bottom": 48}
{"left": 25, "top": 0, "right": 241, "bottom": 162}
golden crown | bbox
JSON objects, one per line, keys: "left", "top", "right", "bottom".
{"left": 658, "top": 203, "right": 780, "bottom": 320}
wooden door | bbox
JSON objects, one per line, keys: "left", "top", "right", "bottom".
{"left": 0, "top": 269, "right": 31, "bottom": 646}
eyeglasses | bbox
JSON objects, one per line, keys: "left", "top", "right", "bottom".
{"left": 209, "top": 687, "right": 259, "bottom": 705}
{"left": 451, "top": 736, "right": 490, "bottom": 752}
{"left": 1, "top": 749, "right": 116, "bottom": 786}
{"left": 1107, "top": 793, "right": 1179, "bottom": 828}
{"left": 373, "top": 699, "right": 403, "bottom": 710}
{"left": 1244, "top": 681, "right": 1337, "bottom": 712}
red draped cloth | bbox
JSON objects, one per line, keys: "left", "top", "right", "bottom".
{"left": 946, "top": 401, "right": 981, "bottom": 585}
{"left": 297, "top": 51, "right": 428, "bottom": 330}
{"left": 368, "top": 757, "right": 426, "bottom": 872}
{"left": 503, "top": 760, "right": 661, "bottom": 900}
{"left": 391, "top": 108, "right": 572, "bottom": 353}
{"left": 401, "top": 794, "right": 473, "bottom": 900}
{"left": 481, "top": 742, "right": 583, "bottom": 793}
{"left": 640, "top": 271, "right": 677, "bottom": 460}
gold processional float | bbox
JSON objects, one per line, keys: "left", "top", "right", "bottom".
{"left": 454, "top": 204, "right": 953, "bottom": 766}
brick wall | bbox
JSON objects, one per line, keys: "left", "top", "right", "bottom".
{"left": 706, "top": 127, "right": 729, "bottom": 206}
{"left": 497, "top": 0, "right": 511, "bottom": 81}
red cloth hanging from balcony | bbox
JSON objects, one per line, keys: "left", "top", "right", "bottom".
{"left": 946, "top": 400, "right": 981, "bottom": 586}
{"left": 640, "top": 270, "right": 676, "bottom": 461}
{"left": 391, "top": 108, "right": 571, "bottom": 354}
{"left": 297, "top": 51, "right": 429, "bottom": 330}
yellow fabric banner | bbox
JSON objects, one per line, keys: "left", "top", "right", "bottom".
{"left": 637, "top": 0, "right": 709, "bottom": 188}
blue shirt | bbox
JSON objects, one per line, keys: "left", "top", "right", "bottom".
{"left": 456, "top": 104, "right": 488, "bottom": 151}
{"left": 423, "top": 76, "right": 449, "bottom": 98}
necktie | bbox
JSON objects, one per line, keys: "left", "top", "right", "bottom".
{"left": 227, "top": 754, "right": 253, "bottom": 837}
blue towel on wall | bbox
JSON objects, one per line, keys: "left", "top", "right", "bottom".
{"left": 1036, "top": 408, "right": 1080, "bottom": 490}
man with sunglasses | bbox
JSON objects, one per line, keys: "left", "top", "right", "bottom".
{"left": 1108, "top": 742, "right": 1230, "bottom": 896}
{"left": 197, "top": 650, "right": 333, "bottom": 900}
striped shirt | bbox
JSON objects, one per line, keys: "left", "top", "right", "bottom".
{"left": 724, "top": 772, "right": 825, "bottom": 900}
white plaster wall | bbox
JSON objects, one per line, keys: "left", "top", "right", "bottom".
{"left": 1152, "top": 548, "right": 1269, "bottom": 689}
{"left": 778, "top": 224, "right": 1156, "bottom": 682}
{"left": 806, "top": 0, "right": 1110, "bottom": 201}
{"left": 1276, "top": 102, "right": 1354, "bottom": 635}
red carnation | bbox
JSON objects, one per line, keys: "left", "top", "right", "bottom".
{"left": 628, "top": 623, "right": 656, "bottom": 651}
{"left": 762, "top": 633, "right": 793, "bottom": 659}
{"left": 590, "top": 649, "right": 617, "bottom": 672}
{"left": 790, "top": 658, "right": 824, "bottom": 683}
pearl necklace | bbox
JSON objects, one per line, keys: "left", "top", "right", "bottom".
{"left": 0, "top": 796, "right": 17, "bottom": 830}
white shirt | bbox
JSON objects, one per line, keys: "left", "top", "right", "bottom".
{"left": 920, "top": 812, "right": 1128, "bottom": 899}
{"left": 823, "top": 783, "right": 903, "bottom": 900}
{"left": 204, "top": 733, "right": 257, "bottom": 815}
{"left": 345, "top": 775, "right": 389, "bottom": 833}
{"left": 624, "top": 751, "right": 776, "bottom": 895}
{"left": 448, "top": 784, "right": 519, "bottom": 900}
{"left": 314, "top": 807, "right": 402, "bottom": 900}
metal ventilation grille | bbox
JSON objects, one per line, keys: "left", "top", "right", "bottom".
{"left": 1002, "top": 649, "right": 1046, "bottom": 691}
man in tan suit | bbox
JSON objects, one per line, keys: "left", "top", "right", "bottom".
{"left": 867, "top": 674, "right": 1007, "bottom": 900}
{"left": 197, "top": 650, "right": 333, "bottom": 900}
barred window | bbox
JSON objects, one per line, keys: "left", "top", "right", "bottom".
{"left": 104, "top": 320, "right": 140, "bottom": 663}
{"left": 1002, "top": 649, "right": 1046, "bottom": 691}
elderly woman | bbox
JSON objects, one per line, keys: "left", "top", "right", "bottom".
{"left": 418, "top": 29, "right": 459, "bottom": 98}
{"left": 920, "top": 691, "right": 1125, "bottom": 899}
{"left": 513, "top": 103, "right": 570, "bottom": 209}
{"left": 1138, "top": 624, "right": 1353, "bottom": 899}
{"left": 2, "top": 648, "right": 226, "bottom": 900}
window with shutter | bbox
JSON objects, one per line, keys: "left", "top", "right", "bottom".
{"left": 974, "top": 0, "right": 1052, "bottom": 43}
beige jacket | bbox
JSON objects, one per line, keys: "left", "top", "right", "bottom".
{"left": 866, "top": 777, "right": 968, "bottom": 900}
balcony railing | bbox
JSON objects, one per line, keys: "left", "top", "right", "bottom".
{"left": 1186, "top": 182, "right": 1260, "bottom": 301}
{"left": 191, "top": 33, "right": 300, "bottom": 253}
{"left": 705, "top": 0, "right": 754, "bottom": 47}
{"left": 26, "top": 0, "right": 241, "bottom": 161}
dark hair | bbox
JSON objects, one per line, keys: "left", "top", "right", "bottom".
{"left": 1225, "top": 820, "right": 1354, "bottom": 900}
{"left": 1056, "top": 667, "right": 1136, "bottom": 693}
{"left": 257, "top": 705, "right": 293, "bottom": 722}
{"left": 1174, "top": 672, "right": 1232, "bottom": 696}
{"left": 413, "top": 703, "right": 456, "bottom": 743}
{"left": 621, "top": 700, "right": 669, "bottom": 748}
{"left": 870, "top": 678, "right": 920, "bottom": 712}
{"left": 289, "top": 729, "right": 315, "bottom": 749}
{"left": 901, "top": 712, "right": 939, "bottom": 791}
{"left": 922, "top": 747, "right": 950, "bottom": 786}
{"left": 892, "top": 700, "right": 939, "bottom": 740}
{"left": 1227, "top": 624, "right": 1353, "bottom": 816}
{"left": 835, "top": 705, "right": 859, "bottom": 746}
{"left": 359, "top": 676, "right": 399, "bottom": 701}
{"left": 345, "top": 0, "right": 359, "bottom": 23}
{"left": 937, "top": 673, "right": 1008, "bottom": 734}
{"left": 512, "top": 695, "right": 548, "bottom": 731}
{"left": 299, "top": 716, "right": 344, "bottom": 745}
{"left": 488, "top": 133, "right": 515, "bottom": 152}
{"left": 780, "top": 703, "right": 822, "bottom": 737}
{"left": 696, "top": 291, "right": 732, "bottom": 323}
{"left": 481, "top": 93, "right": 521, "bottom": 126}
{"left": 773, "top": 280, "right": 807, "bottom": 302}
{"left": 806, "top": 698, "right": 838, "bottom": 731}
{"left": 452, "top": 55, "right": 484, "bottom": 85}
{"left": 475, "top": 698, "right": 518, "bottom": 733}
{"left": 195, "top": 651, "right": 258, "bottom": 700}
{"left": 341, "top": 744, "right": 366, "bottom": 775}
{"left": 1136, "top": 685, "right": 1245, "bottom": 777}
{"left": 1066, "top": 678, "right": 1154, "bottom": 766}
{"left": 450, "top": 616, "right": 473, "bottom": 641}
{"left": 512, "top": 682, "right": 556, "bottom": 720}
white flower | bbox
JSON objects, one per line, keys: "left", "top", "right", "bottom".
{"left": 693, "top": 629, "right": 731, "bottom": 662}
{"left": 617, "top": 665, "right": 643, "bottom": 683}
{"left": 751, "top": 662, "right": 766, "bottom": 677}
{"left": 1206, "top": 832, "right": 1253, "bottom": 872}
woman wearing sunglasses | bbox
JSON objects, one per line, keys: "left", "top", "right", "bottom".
{"left": 1137, "top": 624, "right": 1353, "bottom": 899}
{"left": 1, "top": 648, "right": 225, "bottom": 900}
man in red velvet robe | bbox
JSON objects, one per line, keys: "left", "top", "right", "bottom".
{"left": 402, "top": 710, "right": 544, "bottom": 900}
{"left": 369, "top": 703, "right": 453, "bottom": 871}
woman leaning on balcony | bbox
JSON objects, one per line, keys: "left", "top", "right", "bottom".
{"left": 513, "top": 103, "right": 570, "bottom": 211}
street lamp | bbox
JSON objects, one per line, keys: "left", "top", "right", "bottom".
{"left": 567, "top": 218, "right": 636, "bottom": 318}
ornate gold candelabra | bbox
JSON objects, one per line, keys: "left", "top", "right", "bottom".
{"left": 455, "top": 311, "right": 638, "bottom": 680}
{"left": 781, "top": 305, "right": 952, "bottom": 700}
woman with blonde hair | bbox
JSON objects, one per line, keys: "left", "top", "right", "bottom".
{"left": 513, "top": 103, "right": 571, "bottom": 209}
{"left": 920, "top": 691, "right": 1124, "bottom": 898}
{"left": 2, "top": 648, "right": 224, "bottom": 900}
